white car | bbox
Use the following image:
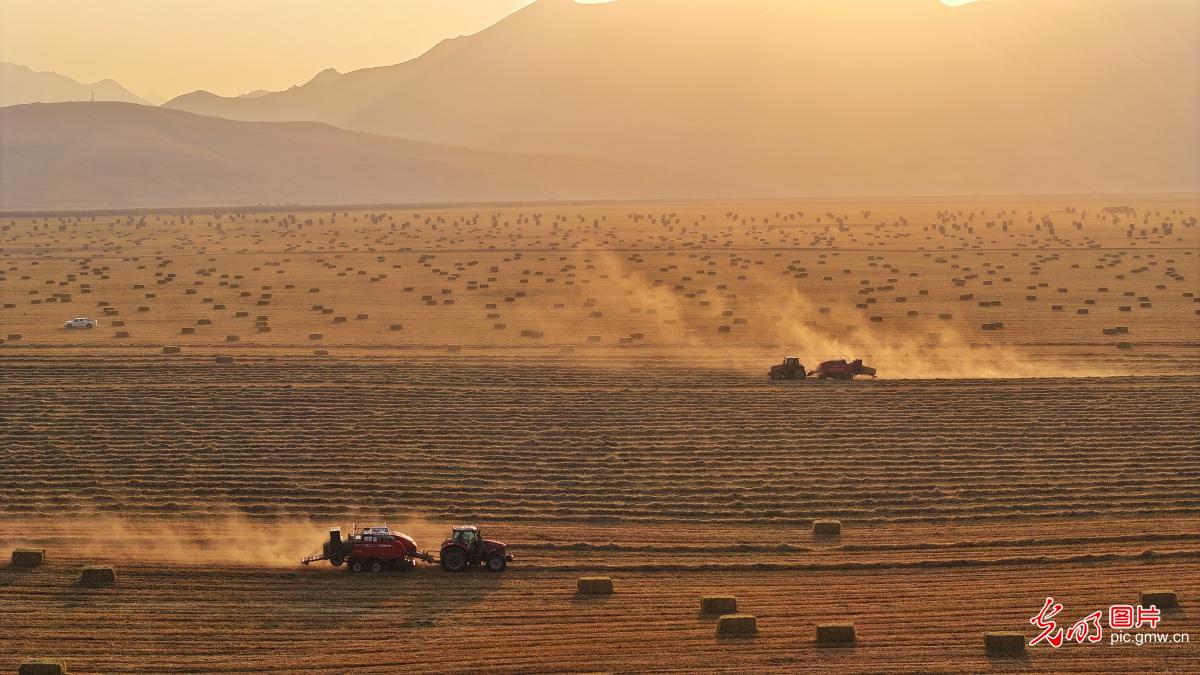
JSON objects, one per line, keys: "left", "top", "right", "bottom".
{"left": 64, "top": 317, "right": 98, "bottom": 329}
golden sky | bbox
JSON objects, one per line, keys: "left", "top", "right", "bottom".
{"left": 0, "top": 0, "right": 543, "bottom": 102}
{"left": 1, "top": 0, "right": 982, "bottom": 104}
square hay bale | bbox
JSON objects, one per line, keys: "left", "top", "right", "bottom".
{"left": 1140, "top": 590, "right": 1178, "bottom": 608}
{"left": 813, "top": 519, "right": 842, "bottom": 536}
{"left": 214, "top": 356, "right": 234, "bottom": 365}
{"left": 984, "top": 632, "right": 1026, "bottom": 655}
{"left": 12, "top": 548, "right": 45, "bottom": 567}
{"left": 113, "top": 331, "right": 130, "bottom": 338}
{"left": 577, "top": 576, "right": 614, "bottom": 594}
{"left": 313, "top": 349, "right": 329, "bottom": 356}
{"left": 309, "top": 333, "right": 324, "bottom": 340}
{"left": 79, "top": 565, "right": 115, "bottom": 586}
{"left": 700, "top": 596, "right": 738, "bottom": 614}
{"left": 162, "top": 346, "right": 181, "bottom": 354}
{"left": 716, "top": 614, "right": 757, "bottom": 635}
{"left": 18, "top": 659, "right": 67, "bottom": 675}
{"left": 816, "top": 623, "right": 856, "bottom": 645}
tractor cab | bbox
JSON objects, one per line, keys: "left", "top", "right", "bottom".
{"left": 451, "top": 525, "right": 481, "bottom": 553}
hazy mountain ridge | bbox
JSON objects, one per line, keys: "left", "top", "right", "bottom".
{"left": 162, "top": 0, "right": 1200, "bottom": 196}
{"left": 1, "top": 61, "right": 149, "bottom": 106}
{"left": 0, "top": 102, "right": 716, "bottom": 210}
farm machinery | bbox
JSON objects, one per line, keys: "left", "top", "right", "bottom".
{"left": 769, "top": 357, "right": 876, "bottom": 380}
{"left": 301, "top": 524, "right": 512, "bottom": 573}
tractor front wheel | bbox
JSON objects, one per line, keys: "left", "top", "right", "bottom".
{"left": 329, "top": 555, "right": 344, "bottom": 567}
{"left": 441, "top": 548, "right": 467, "bottom": 572}
{"left": 485, "top": 553, "right": 507, "bottom": 572}
{"left": 349, "top": 561, "right": 365, "bottom": 573}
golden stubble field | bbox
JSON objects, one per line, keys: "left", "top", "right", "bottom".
{"left": 1, "top": 198, "right": 1198, "bottom": 672}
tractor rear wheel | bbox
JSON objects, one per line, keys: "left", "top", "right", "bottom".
{"left": 441, "top": 547, "right": 467, "bottom": 572}
{"left": 369, "top": 561, "right": 384, "bottom": 573}
{"left": 485, "top": 553, "right": 507, "bottom": 572}
{"left": 349, "top": 561, "right": 365, "bottom": 573}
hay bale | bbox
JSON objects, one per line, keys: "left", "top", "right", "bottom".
{"left": 12, "top": 548, "right": 45, "bottom": 567}
{"left": 815, "top": 623, "right": 856, "bottom": 645}
{"left": 18, "top": 659, "right": 67, "bottom": 675}
{"left": 813, "top": 519, "right": 842, "bottom": 536}
{"left": 984, "top": 632, "right": 1025, "bottom": 655}
{"left": 309, "top": 333, "right": 323, "bottom": 340}
{"left": 577, "top": 576, "right": 614, "bottom": 594}
{"left": 1116, "top": 342, "right": 1133, "bottom": 350}
{"left": 313, "top": 349, "right": 329, "bottom": 356}
{"left": 7, "top": 333, "right": 22, "bottom": 340}
{"left": 1140, "top": 590, "right": 1178, "bottom": 608}
{"left": 700, "top": 596, "right": 738, "bottom": 614}
{"left": 716, "top": 614, "right": 757, "bottom": 635}
{"left": 389, "top": 324, "right": 404, "bottom": 331}
{"left": 226, "top": 335, "right": 239, "bottom": 342}
{"left": 162, "top": 346, "right": 181, "bottom": 354}
{"left": 214, "top": 356, "right": 234, "bottom": 365}
{"left": 180, "top": 327, "right": 195, "bottom": 334}
{"left": 355, "top": 313, "right": 369, "bottom": 320}
{"left": 113, "top": 331, "right": 130, "bottom": 338}
{"left": 938, "top": 313, "right": 952, "bottom": 320}
{"left": 79, "top": 565, "right": 115, "bottom": 585}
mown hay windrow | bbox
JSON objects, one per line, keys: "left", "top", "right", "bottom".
{"left": 577, "top": 576, "right": 614, "bottom": 594}
{"left": 813, "top": 519, "right": 842, "bottom": 536}
{"left": 12, "top": 548, "right": 45, "bottom": 567}
{"left": 18, "top": 659, "right": 67, "bottom": 675}
{"left": 816, "top": 623, "right": 856, "bottom": 645}
{"left": 1140, "top": 590, "right": 1178, "bottom": 608}
{"left": 716, "top": 614, "right": 757, "bottom": 635}
{"left": 700, "top": 596, "right": 738, "bottom": 614}
{"left": 79, "top": 565, "right": 115, "bottom": 585}
{"left": 984, "top": 632, "right": 1025, "bottom": 655}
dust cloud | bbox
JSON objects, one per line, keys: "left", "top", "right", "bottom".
{"left": 0, "top": 513, "right": 449, "bottom": 567}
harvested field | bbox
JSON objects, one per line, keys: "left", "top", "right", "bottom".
{"left": 1, "top": 199, "right": 1197, "bottom": 671}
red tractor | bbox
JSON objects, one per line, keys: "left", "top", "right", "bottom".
{"left": 301, "top": 524, "right": 512, "bottom": 573}
{"left": 809, "top": 358, "right": 877, "bottom": 380}
{"left": 439, "top": 525, "right": 512, "bottom": 572}
{"left": 768, "top": 356, "right": 807, "bottom": 380}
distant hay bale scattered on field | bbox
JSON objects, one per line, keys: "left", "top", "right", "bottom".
{"left": 717, "top": 614, "right": 758, "bottom": 635}
{"left": 1116, "top": 342, "right": 1133, "bottom": 350}
{"left": 1140, "top": 590, "right": 1178, "bottom": 608}
{"left": 355, "top": 313, "right": 369, "bottom": 320}
{"left": 214, "top": 355, "right": 234, "bottom": 365}
{"left": 389, "top": 324, "right": 403, "bottom": 331}
{"left": 816, "top": 623, "right": 856, "bottom": 645}
{"left": 577, "top": 576, "right": 614, "bottom": 595}
{"left": 520, "top": 329, "right": 544, "bottom": 338}
{"left": 180, "top": 327, "right": 195, "bottom": 334}
{"left": 162, "top": 346, "right": 181, "bottom": 354}
{"left": 938, "top": 313, "right": 952, "bottom": 320}
{"left": 813, "top": 519, "right": 842, "bottom": 536}
{"left": 12, "top": 548, "right": 45, "bottom": 567}
{"left": 226, "top": 335, "right": 239, "bottom": 342}
{"left": 79, "top": 565, "right": 115, "bottom": 586}
{"left": 700, "top": 596, "right": 738, "bottom": 614}
{"left": 7, "top": 333, "right": 22, "bottom": 340}
{"left": 447, "top": 345, "right": 462, "bottom": 353}
{"left": 309, "top": 333, "right": 323, "bottom": 340}
{"left": 333, "top": 316, "right": 347, "bottom": 324}
{"left": 984, "top": 632, "right": 1025, "bottom": 655}
{"left": 313, "top": 349, "right": 329, "bottom": 356}
{"left": 113, "top": 331, "right": 130, "bottom": 338}
{"left": 981, "top": 322, "right": 1004, "bottom": 330}
{"left": 17, "top": 659, "right": 67, "bottom": 675}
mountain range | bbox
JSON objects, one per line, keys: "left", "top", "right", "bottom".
{"left": 162, "top": 0, "right": 1200, "bottom": 197}
{"left": 1, "top": 61, "right": 149, "bottom": 107}
{"left": 0, "top": 102, "right": 708, "bottom": 210}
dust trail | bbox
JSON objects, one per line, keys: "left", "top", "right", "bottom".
{"left": 585, "top": 249, "right": 1126, "bottom": 378}
{"left": 0, "top": 513, "right": 448, "bottom": 567}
